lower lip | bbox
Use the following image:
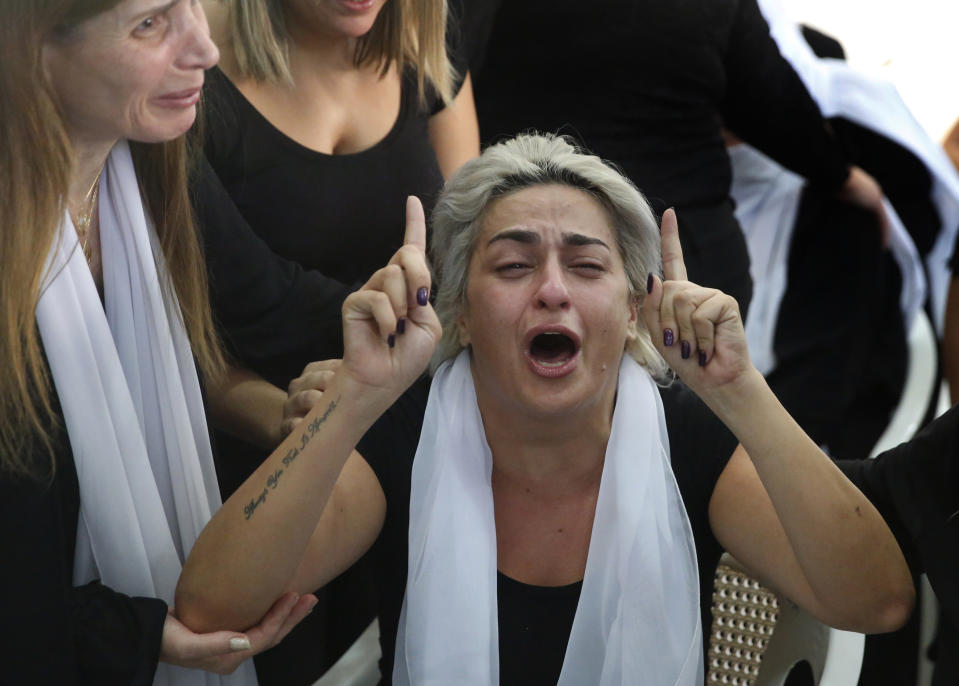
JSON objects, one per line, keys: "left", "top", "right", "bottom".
{"left": 340, "top": 0, "right": 376, "bottom": 11}
{"left": 155, "top": 89, "right": 201, "bottom": 109}
{"left": 525, "top": 349, "right": 580, "bottom": 379}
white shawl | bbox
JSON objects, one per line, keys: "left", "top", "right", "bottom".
{"left": 729, "top": 142, "right": 924, "bottom": 375}
{"left": 757, "top": 0, "right": 959, "bottom": 332}
{"left": 35, "top": 141, "right": 257, "bottom": 686}
{"left": 393, "top": 352, "right": 702, "bottom": 685}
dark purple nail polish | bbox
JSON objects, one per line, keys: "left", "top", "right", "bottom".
{"left": 698, "top": 350, "right": 707, "bottom": 366}
{"left": 663, "top": 329, "right": 674, "bottom": 347}
{"left": 416, "top": 287, "right": 429, "bottom": 306}
{"left": 681, "top": 340, "right": 690, "bottom": 359}
{"left": 397, "top": 317, "right": 406, "bottom": 334}
{"left": 388, "top": 333, "right": 396, "bottom": 348}
{"left": 646, "top": 273, "right": 654, "bottom": 294}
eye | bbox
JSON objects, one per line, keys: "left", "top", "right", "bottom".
{"left": 496, "top": 262, "right": 532, "bottom": 275}
{"left": 571, "top": 261, "right": 606, "bottom": 275}
{"left": 133, "top": 13, "right": 167, "bottom": 37}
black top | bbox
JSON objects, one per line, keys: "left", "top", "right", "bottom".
{"left": 203, "top": 67, "right": 445, "bottom": 290}
{"left": 839, "top": 403, "right": 959, "bottom": 629}
{"left": 465, "top": 0, "right": 850, "bottom": 211}
{"left": 0, "top": 382, "right": 167, "bottom": 684}
{"left": 192, "top": 153, "right": 350, "bottom": 382}
{"left": 358, "top": 378, "right": 738, "bottom": 684}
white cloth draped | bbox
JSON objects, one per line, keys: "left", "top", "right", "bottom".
{"left": 393, "top": 351, "right": 702, "bottom": 685}
{"left": 35, "top": 140, "right": 257, "bottom": 686}
{"left": 757, "top": 0, "right": 959, "bottom": 332}
{"left": 729, "top": 143, "right": 925, "bottom": 375}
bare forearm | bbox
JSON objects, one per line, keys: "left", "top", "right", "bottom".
{"left": 206, "top": 366, "right": 285, "bottom": 449}
{"left": 703, "top": 371, "right": 913, "bottom": 630}
{"left": 176, "top": 375, "right": 383, "bottom": 633}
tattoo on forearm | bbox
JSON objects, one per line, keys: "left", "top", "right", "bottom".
{"left": 243, "top": 397, "right": 340, "bottom": 520}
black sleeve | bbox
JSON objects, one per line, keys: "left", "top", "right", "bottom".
{"left": 72, "top": 583, "right": 168, "bottom": 686}
{"left": 837, "top": 405, "right": 959, "bottom": 627}
{"left": 661, "top": 382, "right": 738, "bottom": 550}
{"left": 192, "top": 155, "right": 352, "bottom": 379}
{"left": 0, "top": 452, "right": 167, "bottom": 685}
{"left": 720, "top": 0, "right": 849, "bottom": 191}
{"left": 430, "top": 0, "right": 471, "bottom": 115}
{"left": 458, "top": 0, "right": 501, "bottom": 80}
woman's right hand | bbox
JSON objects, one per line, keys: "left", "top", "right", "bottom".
{"left": 338, "top": 196, "right": 441, "bottom": 402}
{"left": 161, "top": 592, "right": 316, "bottom": 675}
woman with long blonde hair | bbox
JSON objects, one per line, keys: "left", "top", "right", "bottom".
{"left": 0, "top": 1, "right": 314, "bottom": 682}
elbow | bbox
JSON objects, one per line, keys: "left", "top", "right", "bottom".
{"left": 869, "top": 580, "right": 916, "bottom": 634}
{"left": 173, "top": 577, "right": 249, "bottom": 635}
{"left": 832, "top": 575, "right": 916, "bottom": 634}
{"left": 173, "top": 582, "right": 225, "bottom": 634}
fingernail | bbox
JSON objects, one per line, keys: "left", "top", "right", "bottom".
{"left": 663, "top": 328, "right": 674, "bottom": 347}
{"left": 388, "top": 333, "right": 396, "bottom": 348}
{"left": 698, "top": 351, "right": 707, "bottom": 366}
{"left": 417, "top": 287, "right": 429, "bottom": 306}
{"left": 230, "top": 637, "right": 252, "bottom": 652}
{"left": 681, "top": 340, "right": 690, "bottom": 359}
{"left": 307, "top": 597, "right": 318, "bottom": 614}
{"left": 646, "top": 273, "right": 654, "bottom": 294}
{"left": 397, "top": 317, "right": 406, "bottom": 334}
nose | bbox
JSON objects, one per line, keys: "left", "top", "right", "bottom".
{"left": 534, "top": 259, "right": 570, "bottom": 310}
{"left": 176, "top": 4, "right": 220, "bottom": 71}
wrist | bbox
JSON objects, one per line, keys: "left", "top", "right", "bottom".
{"left": 695, "top": 366, "right": 770, "bottom": 423}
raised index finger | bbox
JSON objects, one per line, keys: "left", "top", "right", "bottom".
{"left": 660, "top": 208, "right": 687, "bottom": 282}
{"left": 404, "top": 196, "right": 427, "bottom": 252}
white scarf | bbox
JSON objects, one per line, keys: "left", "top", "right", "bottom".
{"left": 35, "top": 141, "right": 257, "bottom": 686}
{"left": 729, "top": 143, "right": 924, "bottom": 375}
{"left": 393, "top": 352, "right": 702, "bottom": 685}
{"left": 757, "top": 0, "right": 959, "bottom": 333}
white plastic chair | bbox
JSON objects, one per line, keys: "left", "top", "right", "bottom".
{"left": 869, "top": 309, "right": 938, "bottom": 458}
{"left": 311, "top": 619, "right": 381, "bottom": 686}
{"left": 707, "top": 554, "right": 864, "bottom": 686}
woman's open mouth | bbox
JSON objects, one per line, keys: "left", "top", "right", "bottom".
{"left": 525, "top": 328, "right": 581, "bottom": 378}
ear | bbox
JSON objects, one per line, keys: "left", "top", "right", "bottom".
{"left": 625, "top": 297, "right": 640, "bottom": 343}
{"left": 457, "top": 316, "right": 471, "bottom": 346}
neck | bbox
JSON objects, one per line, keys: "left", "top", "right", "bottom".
{"left": 68, "top": 137, "right": 113, "bottom": 213}
{"left": 478, "top": 386, "right": 615, "bottom": 490}
{"left": 285, "top": 13, "right": 363, "bottom": 74}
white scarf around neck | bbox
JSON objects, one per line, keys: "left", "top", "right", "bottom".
{"left": 393, "top": 351, "right": 702, "bottom": 685}
{"left": 35, "top": 140, "right": 257, "bottom": 686}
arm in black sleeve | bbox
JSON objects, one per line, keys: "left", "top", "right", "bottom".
{"left": 720, "top": 0, "right": 849, "bottom": 191}
{"left": 192, "top": 155, "right": 352, "bottom": 378}
{"left": 0, "top": 441, "right": 167, "bottom": 685}
{"left": 837, "top": 405, "right": 959, "bottom": 627}
{"left": 429, "top": 0, "right": 473, "bottom": 115}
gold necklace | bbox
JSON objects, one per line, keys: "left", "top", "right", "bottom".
{"left": 73, "top": 167, "right": 103, "bottom": 258}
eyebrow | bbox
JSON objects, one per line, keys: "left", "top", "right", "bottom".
{"left": 562, "top": 232, "right": 610, "bottom": 250}
{"left": 487, "top": 229, "right": 610, "bottom": 250}
{"left": 132, "top": 0, "right": 180, "bottom": 21}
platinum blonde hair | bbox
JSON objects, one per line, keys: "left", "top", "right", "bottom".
{"left": 430, "top": 133, "right": 670, "bottom": 382}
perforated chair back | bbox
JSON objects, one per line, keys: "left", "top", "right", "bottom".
{"left": 707, "top": 555, "right": 864, "bottom": 686}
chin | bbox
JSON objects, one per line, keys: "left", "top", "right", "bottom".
{"left": 134, "top": 113, "right": 197, "bottom": 145}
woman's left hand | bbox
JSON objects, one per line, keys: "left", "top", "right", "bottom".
{"left": 642, "top": 209, "right": 755, "bottom": 396}
{"left": 161, "top": 592, "right": 317, "bottom": 674}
